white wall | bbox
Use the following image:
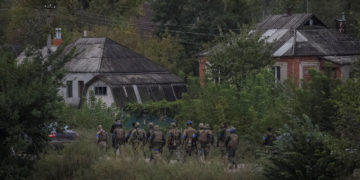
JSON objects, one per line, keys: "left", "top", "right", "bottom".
{"left": 341, "top": 65, "right": 351, "bottom": 81}
{"left": 85, "top": 80, "right": 115, "bottom": 107}
{"left": 58, "top": 73, "right": 97, "bottom": 106}
{"left": 274, "top": 61, "right": 288, "bottom": 82}
{"left": 86, "top": 81, "right": 115, "bottom": 106}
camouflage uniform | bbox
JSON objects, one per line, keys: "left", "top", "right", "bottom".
{"left": 113, "top": 125, "right": 126, "bottom": 153}
{"left": 225, "top": 128, "right": 239, "bottom": 169}
{"left": 167, "top": 122, "right": 182, "bottom": 161}
{"left": 149, "top": 125, "right": 165, "bottom": 163}
{"left": 96, "top": 125, "right": 108, "bottom": 151}
{"left": 182, "top": 121, "right": 197, "bottom": 156}
{"left": 197, "top": 123, "right": 210, "bottom": 159}
{"left": 217, "top": 124, "right": 230, "bottom": 159}
{"left": 129, "top": 122, "right": 146, "bottom": 153}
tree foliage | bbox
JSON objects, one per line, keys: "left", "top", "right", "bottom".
{"left": 0, "top": 48, "right": 67, "bottom": 178}
{"left": 209, "top": 29, "right": 273, "bottom": 90}
{"left": 264, "top": 116, "right": 356, "bottom": 180}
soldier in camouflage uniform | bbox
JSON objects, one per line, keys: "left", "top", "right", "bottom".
{"left": 182, "top": 120, "right": 197, "bottom": 157}
{"left": 197, "top": 123, "right": 211, "bottom": 160}
{"left": 129, "top": 122, "right": 146, "bottom": 154}
{"left": 167, "top": 122, "right": 182, "bottom": 161}
{"left": 96, "top": 125, "right": 108, "bottom": 152}
{"left": 217, "top": 122, "right": 230, "bottom": 159}
{"left": 149, "top": 125, "right": 165, "bottom": 163}
{"left": 225, "top": 127, "right": 239, "bottom": 169}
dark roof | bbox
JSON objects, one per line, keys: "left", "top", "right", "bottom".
{"left": 258, "top": 14, "right": 360, "bottom": 57}
{"left": 63, "top": 37, "right": 167, "bottom": 73}
{"left": 84, "top": 74, "right": 186, "bottom": 107}
{"left": 257, "top": 13, "right": 325, "bottom": 30}
{"left": 89, "top": 73, "right": 184, "bottom": 86}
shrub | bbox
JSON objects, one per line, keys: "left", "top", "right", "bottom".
{"left": 264, "top": 115, "right": 355, "bottom": 180}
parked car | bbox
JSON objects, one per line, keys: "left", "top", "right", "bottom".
{"left": 48, "top": 126, "right": 79, "bottom": 144}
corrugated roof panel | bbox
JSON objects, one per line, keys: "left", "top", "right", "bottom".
{"left": 65, "top": 58, "right": 101, "bottom": 72}
{"left": 266, "top": 29, "right": 289, "bottom": 43}
{"left": 273, "top": 37, "right": 294, "bottom": 57}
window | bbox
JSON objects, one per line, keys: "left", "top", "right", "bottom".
{"left": 78, "top": 81, "right": 84, "bottom": 98}
{"left": 94, "top": 87, "right": 107, "bottom": 96}
{"left": 272, "top": 66, "right": 281, "bottom": 82}
{"left": 66, "top": 81, "right": 73, "bottom": 98}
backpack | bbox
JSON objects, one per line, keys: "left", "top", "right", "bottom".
{"left": 228, "top": 134, "right": 238, "bottom": 149}
{"left": 264, "top": 133, "right": 275, "bottom": 146}
{"left": 133, "top": 128, "right": 145, "bottom": 141}
{"left": 153, "top": 131, "right": 163, "bottom": 143}
{"left": 198, "top": 130, "right": 208, "bottom": 143}
{"left": 114, "top": 128, "right": 125, "bottom": 140}
{"left": 99, "top": 130, "right": 107, "bottom": 142}
{"left": 169, "top": 129, "right": 181, "bottom": 146}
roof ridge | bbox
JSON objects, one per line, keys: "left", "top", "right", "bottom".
{"left": 98, "top": 38, "right": 106, "bottom": 72}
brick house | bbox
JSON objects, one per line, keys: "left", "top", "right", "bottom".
{"left": 198, "top": 13, "right": 360, "bottom": 86}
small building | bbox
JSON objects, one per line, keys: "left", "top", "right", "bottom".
{"left": 199, "top": 13, "right": 360, "bottom": 86}
{"left": 59, "top": 37, "right": 186, "bottom": 107}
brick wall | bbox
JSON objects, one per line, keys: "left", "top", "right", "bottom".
{"left": 198, "top": 56, "right": 209, "bottom": 87}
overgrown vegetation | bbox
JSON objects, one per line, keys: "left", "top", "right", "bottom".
{"left": 31, "top": 129, "right": 263, "bottom": 180}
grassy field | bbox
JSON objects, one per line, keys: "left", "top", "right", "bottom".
{"left": 31, "top": 129, "right": 264, "bottom": 180}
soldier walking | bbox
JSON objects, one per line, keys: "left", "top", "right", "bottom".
{"left": 113, "top": 122, "right": 126, "bottom": 154}
{"left": 225, "top": 128, "right": 239, "bottom": 169}
{"left": 96, "top": 125, "right": 108, "bottom": 152}
{"left": 167, "top": 122, "right": 182, "bottom": 161}
{"left": 129, "top": 122, "right": 146, "bottom": 156}
{"left": 149, "top": 125, "right": 165, "bottom": 163}
{"left": 217, "top": 122, "right": 230, "bottom": 159}
{"left": 197, "top": 123, "right": 211, "bottom": 160}
{"left": 110, "top": 119, "right": 121, "bottom": 149}
{"left": 182, "top": 120, "right": 197, "bottom": 157}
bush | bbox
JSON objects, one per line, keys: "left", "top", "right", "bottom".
{"left": 264, "top": 115, "right": 355, "bottom": 180}
{"left": 59, "top": 99, "right": 124, "bottom": 131}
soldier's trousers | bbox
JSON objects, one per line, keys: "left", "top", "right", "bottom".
{"left": 168, "top": 146, "right": 181, "bottom": 161}
{"left": 98, "top": 141, "right": 107, "bottom": 152}
{"left": 227, "top": 148, "right": 237, "bottom": 168}
{"left": 151, "top": 146, "right": 163, "bottom": 163}
{"left": 197, "top": 143, "right": 210, "bottom": 159}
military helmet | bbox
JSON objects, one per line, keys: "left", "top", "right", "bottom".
{"left": 148, "top": 122, "right": 154, "bottom": 127}
{"left": 135, "top": 122, "right": 140, "bottom": 128}
{"left": 98, "top": 124, "right": 103, "bottom": 130}
{"left": 154, "top": 125, "right": 160, "bottom": 131}
{"left": 205, "top": 123, "right": 210, "bottom": 129}
{"left": 170, "top": 122, "right": 176, "bottom": 127}
{"left": 186, "top": 120, "right": 193, "bottom": 125}
{"left": 199, "top": 123, "right": 204, "bottom": 129}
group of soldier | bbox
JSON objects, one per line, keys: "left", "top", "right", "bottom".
{"left": 96, "top": 119, "right": 241, "bottom": 168}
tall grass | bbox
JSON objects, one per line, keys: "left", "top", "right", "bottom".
{"left": 31, "top": 129, "right": 264, "bottom": 180}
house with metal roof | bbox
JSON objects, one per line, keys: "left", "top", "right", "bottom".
{"left": 58, "top": 37, "right": 186, "bottom": 107}
{"left": 199, "top": 13, "right": 360, "bottom": 86}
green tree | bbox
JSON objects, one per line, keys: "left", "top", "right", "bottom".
{"left": 208, "top": 29, "right": 273, "bottom": 90}
{"left": 333, "top": 79, "right": 360, "bottom": 142}
{"left": 0, "top": 47, "right": 68, "bottom": 178}
{"left": 264, "top": 115, "right": 355, "bottom": 179}
{"left": 293, "top": 69, "right": 340, "bottom": 132}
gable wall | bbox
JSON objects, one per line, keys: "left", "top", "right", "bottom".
{"left": 85, "top": 80, "right": 115, "bottom": 107}
{"left": 58, "top": 73, "right": 97, "bottom": 106}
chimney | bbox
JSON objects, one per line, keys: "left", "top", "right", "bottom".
{"left": 336, "top": 12, "right": 346, "bottom": 33}
{"left": 52, "top": 28, "right": 62, "bottom": 46}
